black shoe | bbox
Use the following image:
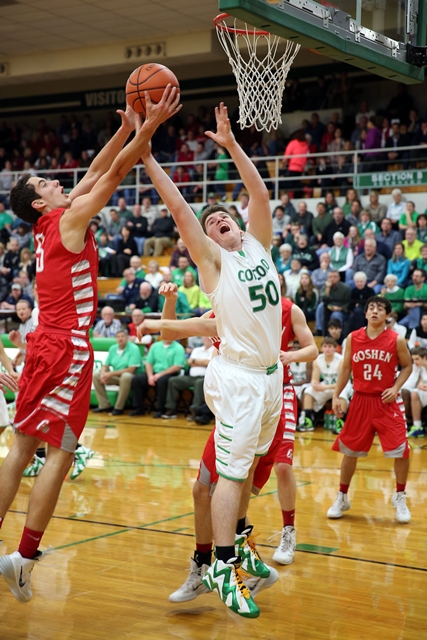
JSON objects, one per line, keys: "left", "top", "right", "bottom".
{"left": 189, "top": 405, "right": 198, "bottom": 421}
{"left": 161, "top": 409, "right": 177, "bottom": 419}
{"left": 152, "top": 411, "right": 163, "bottom": 418}
{"left": 195, "top": 416, "right": 212, "bottom": 425}
{"left": 111, "top": 409, "right": 124, "bottom": 416}
{"left": 129, "top": 409, "right": 145, "bottom": 416}
{"left": 92, "top": 406, "right": 113, "bottom": 413}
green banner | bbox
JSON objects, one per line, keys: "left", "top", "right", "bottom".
{"left": 354, "top": 170, "right": 427, "bottom": 189}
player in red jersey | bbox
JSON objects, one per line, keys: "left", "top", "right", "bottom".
{"left": 140, "top": 284, "right": 317, "bottom": 602}
{"left": 0, "top": 88, "right": 181, "bottom": 603}
{"left": 329, "top": 296, "right": 412, "bottom": 524}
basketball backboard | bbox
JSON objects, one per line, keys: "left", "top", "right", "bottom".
{"left": 218, "top": 0, "right": 426, "bottom": 83}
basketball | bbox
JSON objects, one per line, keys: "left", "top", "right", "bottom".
{"left": 125, "top": 63, "right": 180, "bottom": 116}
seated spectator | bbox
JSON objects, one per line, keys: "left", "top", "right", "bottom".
{"left": 116, "top": 257, "right": 146, "bottom": 295}
{"left": 272, "top": 206, "right": 289, "bottom": 238}
{"left": 127, "top": 204, "right": 149, "bottom": 255}
{"left": 387, "top": 242, "right": 410, "bottom": 288}
{"left": 179, "top": 271, "right": 211, "bottom": 315}
{"left": 363, "top": 228, "right": 391, "bottom": 261}
{"left": 376, "top": 217, "right": 401, "bottom": 256}
{"left": 312, "top": 202, "right": 332, "bottom": 246}
{"left": 289, "top": 340, "right": 312, "bottom": 405}
{"left": 366, "top": 189, "right": 387, "bottom": 224}
{"left": 342, "top": 188, "right": 358, "bottom": 216}
{"left": 408, "top": 312, "right": 427, "bottom": 349}
{"left": 385, "top": 120, "right": 409, "bottom": 166}
{"left": 347, "top": 238, "right": 386, "bottom": 293}
{"left": 92, "top": 329, "right": 143, "bottom": 416}
{"left": 157, "top": 279, "right": 192, "bottom": 318}
{"left": 387, "top": 311, "right": 407, "bottom": 339}
{"left": 110, "top": 226, "right": 139, "bottom": 276}
{"left": 329, "top": 231, "right": 353, "bottom": 275}
{"left": 311, "top": 252, "right": 332, "bottom": 290}
{"left": 401, "top": 269, "right": 427, "bottom": 330}
{"left": 280, "top": 192, "right": 296, "bottom": 219}
{"left": 284, "top": 259, "right": 303, "bottom": 300}
{"left": 344, "top": 225, "right": 363, "bottom": 258}
{"left": 411, "top": 243, "right": 427, "bottom": 274}
{"left": 162, "top": 336, "right": 214, "bottom": 418}
{"left": 348, "top": 271, "right": 371, "bottom": 332}
{"left": 2, "top": 238, "right": 21, "bottom": 281}
{"left": 132, "top": 281, "right": 159, "bottom": 313}
{"left": 141, "top": 196, "right": 159, "bottom": 229}
{"left": 290, "top": 201, "right": 314, "bottom": 236}
{"left": 292, "top": 235, "right": 319, "bottom": 271}
{"left": 276, "top": 243, "right": 293, "bottom": 274}
{"left": 172, "top": 165, "right": 191, "bottom": 198}
{"left": 98, "top": 231, "right": 115, "bottom": 277}
{"left": 271, "top": 235, "right": 281, "bottom": 265}
{"left": 171, "top": 255, "right": 198, "bottom": 287}
{"left": 357, "top": 210, "right": 378, "bottom": 237}
{"left": 93, "top": 306, "right": 123, "bottom": 338}
{"left": 130, "top": 338, "right": 186, "bottom": 417}
{"left": 0, "top": 282, "right": 33, "bottom": 311}
{"left": 14, "top": 270, "right": 33, "bottom": 299}
{"left": 381, "top": 274, "right": 405, "bottom": 315}
{"left": 324, "top": 191, "right": 337, "bottom": 214}
{"left": 10, "top": 223, "right": 32, "bottom": 249}
{"left": 127, "top": 308, "right": 153, "bottom": 351}
{"left": 145, "top": 260, "right": 164, "bottom": 290}
{"left": 416, "top": 214, "right": 427, "bottom": 244}
{"left": 298, "top": 337, "right": 343, "bottom": 431}
{"left": 116, "top": 197, "right": 133, "bottom": 222}
{"left": 295, "top": 272, "right": 318, "bottom": 320}
{"left": 326, "top": 319, "right": 344, "bottom": 353}
{"left": 399, "top": 201, "right": 418, "bottom": 233}
{"left": 228, "top": 205, "right": 246, "bottom": 231}
{"left": 315, "top": 269, "right": 351, "bottom": 335}
{"left": 402, "top": 227, "right": 423, "bottom": 261}
{"left": 106, "top": 208, "right": 126, "bottom": 243}
{"left": 386, "top": 188, "right": 406, "bottom": 229}
{"left": 143, "top": 207, "right": 175, "bottom": 257}
{"left": 120, "top": 268, "right": 145, "bottom": 308}
{"left": 322, "top": 207, "right": 351, "bottom": 247}
{"left": 283, "top": 222, "right": 302, "bottom": 250}
{"left": 8, "top": 299, "right": 34, "bottom": 369}
{"left": 169, "top": 237, "right": 196, "bottom": 270}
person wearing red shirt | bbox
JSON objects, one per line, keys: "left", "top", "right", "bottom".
{"left": 280, "top": 130, "right": 309, "bottom": 197}
{"left": 329, "top": 296, "right": 412, "bottom": 524}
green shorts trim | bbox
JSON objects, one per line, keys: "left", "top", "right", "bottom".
{"left": 220, "top": 421, "right": 234, "bottom": 429}
{"left": 217, "top": 469, "right": 246, "bottom": 483}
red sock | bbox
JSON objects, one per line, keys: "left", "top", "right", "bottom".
{"left": 282, "top": 509, "right": 295, "bottom": 527}
{"left": 18, "top": 527, "right": 44, "bottom": 559}
{"left": 196, "top": 543, "right": 212, "bottom": 554}
{"left": 396, "top": 482, "right": 406, "bottom": 493}
{"left": 340, "top": 483, "right": 350, "bottom": 494}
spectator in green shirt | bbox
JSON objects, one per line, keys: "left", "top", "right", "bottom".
{"left": 398, "top": 201, "right": 418, "bottom": 233}
{"left": 92, "top": 329, "right": 143, "bottom": 416}
{"left": 130, "top": 339, "right": 186, "bottom": 417}
{"left": 171, "top": 255, "right": 198, "bottom": 287}
{"left": 0, "top": 202, "right": 13, "bottom": 233}
{"left": 381, "top": 274, "right": 405, "bottom": 315}
{"left": 401, "top": 269, "right": 427, "bottom": 330}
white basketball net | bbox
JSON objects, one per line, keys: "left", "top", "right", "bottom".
{"left": 215, "top": 16, "right": 300, "bottom": 132}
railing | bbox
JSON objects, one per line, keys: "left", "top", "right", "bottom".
{"left": 1, "top": 143, "right": 427, "bottom": 205}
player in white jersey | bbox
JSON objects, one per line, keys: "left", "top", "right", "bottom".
{"left": 141, "top": 101, "right": 282, "bottom": 618}
{"left": 299, "top": 337, "right": 343, "bottom": 431}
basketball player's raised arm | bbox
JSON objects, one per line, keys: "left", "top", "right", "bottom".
{"left": 381, "top": 336, "right": 412, "bottom": 403}
{"left": 141, "top": 152, "right": 217, "bottom": 268}
{"left": 332, "top": 334, "right": 352, "bottom": 414}
{"left": 204, "top": 103, "right": 272, "bottom": 250}
{"left": 64, "top": 87, "right": 181, "bottom": 233}
{"left": 69, "top": 106, "right": 138, "bottom": 200}
{"left": 279, "top": 305, "right": 318, "bottom": 365}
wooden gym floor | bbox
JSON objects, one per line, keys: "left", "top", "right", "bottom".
{"left": 0, "top": 412, "right": 426, "bottom": 640}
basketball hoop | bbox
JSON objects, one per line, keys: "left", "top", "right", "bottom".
{"left": 214, "top": 13, "right": 300, "bottom": 132}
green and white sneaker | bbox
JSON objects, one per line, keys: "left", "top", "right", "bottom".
{"left": 407, "top": 425, "right": 425, "bottom": 438}
{"left": 70, "top": 445, "right": 94, "bottom": 480}
{"left": 297, "top": 417, "right": 314, "bottom": 432}
{"left": 202, "top": 557, "right": 260, "bottom": 618}
{"left": 332, "top": 418, "right": 345, "bottom": 435}
{"left": 23, "top": 455, "right": 45, "bottom": 477}
{"left": 235, "top": 525, "right": 270, "bottom": 578}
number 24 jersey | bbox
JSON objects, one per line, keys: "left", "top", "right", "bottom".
{"left": 351, "top": 327, "right": 399, "bottom": 394}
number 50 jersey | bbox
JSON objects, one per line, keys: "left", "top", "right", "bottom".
{"left": 351, "top": 327, "right": 399, "bottom": 394}
{"left": 205, "top": 233, "right": 281, "bottom": 369}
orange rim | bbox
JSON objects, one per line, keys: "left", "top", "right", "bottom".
{"left": 213, "top": 13, "right": 270, "bottom": 36}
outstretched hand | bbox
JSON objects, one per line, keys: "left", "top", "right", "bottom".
{"left": 159, "top": 282, "right": 178, "bottom": 300}
{"left": 142, "top": 85, "right": 182, "bottom": 133}
{"left": 116, "top": 104, "right": 139, "bottom": 134}
{"left": 0, "top": 372, "right": 19, "bottom": 393}
{"left": 205, "top": 103, "right": 236, "bottom": 148}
